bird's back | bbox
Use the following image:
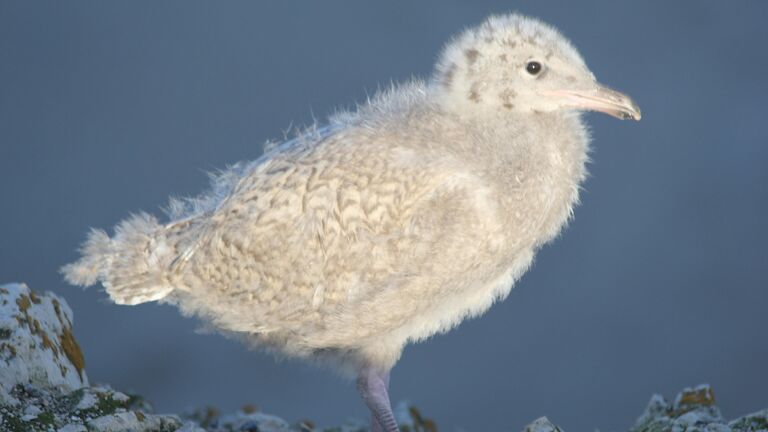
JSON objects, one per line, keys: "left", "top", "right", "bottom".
{"left": 180, "top": 128, "right": 462, "bottom": 341}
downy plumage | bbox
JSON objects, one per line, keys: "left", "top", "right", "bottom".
{"left": 63, "top": 14, "right": 640, "bottom": 432}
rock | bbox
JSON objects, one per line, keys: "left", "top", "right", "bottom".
{"left": 631, "top": 384, "right": 768, "bottom": 432}
{"left": 728, "top": 409, "right": 768, "bottom": 431}
{"left": 181, "top": 406, "right": 302, "bottom": 432}
{"left": 0, "top": 283, "right": 88, "bottom": 403}
{"left": 523, "top": 417, "right": 564, "bottom": 432}
{"left": 87, "top": 411, "right": 182, "bottom": 432}
{"left": 0, "top": 382, "right": 185, "bottom": 432}
{"left": 0, "top": 284, "right": 189, "bottom": 432}
{"left": 1, "top": 282, "right": 766, "bottom": 432}
{"left": 24, "top": 403, "right": 42, "bottom": 418}
{"left": 58, "top": 424, "right": 87, "bottom": 432}
{"left": 229, "top": 412, "right": 292, "bottom": 432}
{"left": 176, "top": 421, "right": 208, "bottom": 432}
{"left": 74, "top": 390, "right": 98, "bottom": 411}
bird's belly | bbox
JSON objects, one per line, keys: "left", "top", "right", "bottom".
{"left": 392, "top": 172, "right": 582, "bottom": 346}
{"left": 396, "top": 247, "right": 535, "bottom": 343}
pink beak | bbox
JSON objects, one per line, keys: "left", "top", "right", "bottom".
{"left": 544, "top": 85, "right": 642, "bottom": 121}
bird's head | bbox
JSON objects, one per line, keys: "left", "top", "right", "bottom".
{"left": 433, "top": 14, "right": 641, "bottom": 121}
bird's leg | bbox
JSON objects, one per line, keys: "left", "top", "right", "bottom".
{"left": 356, "top": 367, "right": 398, "bottom": 432}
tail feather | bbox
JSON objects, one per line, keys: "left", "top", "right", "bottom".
{"left": 61, "top": 212, "right": 175, "bottom": 305}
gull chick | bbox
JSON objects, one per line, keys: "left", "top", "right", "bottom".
{"left": 63, "top": 14, "right": 640, "bottom": 431}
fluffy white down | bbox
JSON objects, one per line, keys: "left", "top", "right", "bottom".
{"left": 62, "top": 14, "right": 591, "bottom": 375}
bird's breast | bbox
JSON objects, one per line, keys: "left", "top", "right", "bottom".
{"left": 491, "top": 114, "right": 589, "bottom": 251}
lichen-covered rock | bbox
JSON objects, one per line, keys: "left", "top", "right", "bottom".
{"left": 216, "top": 412, "right": 292, "bottom": 432}
{"left": 728, "top": 409, "right": 768, "bottom": 431}
{"left": 396, "top": 404, "right": 438, "bottom": 432}
{"left": 0, "top": 283, "right": 185, "bottom": 432}
{"left": 182, "top": 405, "right": 364, "bottom": 432}
{"left": 0, "top": 283, "right": 87, "bottom": 404}
{"left": 178, "top": 402, "right": 438, "bottom": 432}
{"left": 87, "top": 410, "right": 182, "bottom": 432}
{"left": 0, "top": 383, "right": 185, "bottom": 432}
{"left": 631, "top": 384, "right": 768, "bottom": 432}
{"left": 2, "top": 282, "right": 766, "bottom": 432}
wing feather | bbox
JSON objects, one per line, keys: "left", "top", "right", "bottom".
{"left": 166, "top": 125, "right": 463, "bottom": 336}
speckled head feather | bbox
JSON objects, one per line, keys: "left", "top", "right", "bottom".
{"left": 434, "top": 14, "right": 598, "bottom": 116}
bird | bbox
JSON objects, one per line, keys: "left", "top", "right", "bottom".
{"left": 62, "top": 13, "right": 640, "bottom": 432}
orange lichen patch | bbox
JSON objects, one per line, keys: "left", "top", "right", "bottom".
{"left": 15, "top": 309, "right": 32, "bottom": 330}
{"left": 31, "top": 318, "right": 41, "bottom": 334}
{"left": 59, "top": 326, "right": 85, "bottom": 380}
{"left": 29, "top": 291, "right": 41, "bottom": 304}
{"left": 52, "top": 299, "right": 62, "bottom": 316}
{"left": 52, "top": 299, "right": 72, "bottom": 327}
{"left": 15, "top": 295, "right": 31, "bottom": 313}
{"left": 404, "top": 406, "right": 438, "bottom": 432}
{"left": 240, "top": 404, "right": 259, "bottom": 414}
{"left": 678, "top": 386, "right": 716, "bottom": 407}
{"left": 14, "top": 294, "right": 41, "bottom": 339}
{"left": 17, "top": 311, "right": 62, "bottom": 360}
{"left": 39, "top": 329, "right": 59, "bottom": 357}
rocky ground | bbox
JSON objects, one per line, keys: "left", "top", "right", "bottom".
{"left": 1, "top": 283, "right": 766, "bottom": 432}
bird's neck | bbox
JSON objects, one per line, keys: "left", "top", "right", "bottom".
{"left": 451, "top": 109, "right": 591, "bottom": 244}
{"left": 457, "top": 109, "right": 588, "bottom": 178}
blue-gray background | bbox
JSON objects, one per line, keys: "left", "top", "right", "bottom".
{"left": 1, "top": 1, "right": 766, "bottom": 430}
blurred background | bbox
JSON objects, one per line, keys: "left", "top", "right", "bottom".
{"left": 1, "top": 1, "right": 766, "bottom": 430}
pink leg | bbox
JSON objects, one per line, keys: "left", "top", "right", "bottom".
{"left": 356, "top": 367, "right": 398, "bottom": 432}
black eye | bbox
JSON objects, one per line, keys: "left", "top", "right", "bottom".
{"left": 526, "top": 61, "right": 542, "bottom": 75}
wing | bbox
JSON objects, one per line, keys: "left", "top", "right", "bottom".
{"left": 166, "top": 125, "right": 479, "bottom": 337}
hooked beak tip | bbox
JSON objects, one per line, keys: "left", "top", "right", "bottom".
{"left": 547, "top": 85, "right": 642, "bottom": 122}
{"left": 621, "top": 107, "right": 641, "bottom": 121}
{"left": 621, "top": 100, "right": 642, "bottom": 121}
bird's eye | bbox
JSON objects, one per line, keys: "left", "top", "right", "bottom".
{"left": 525, "top": 61, "right": 542, "bottom": 75}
